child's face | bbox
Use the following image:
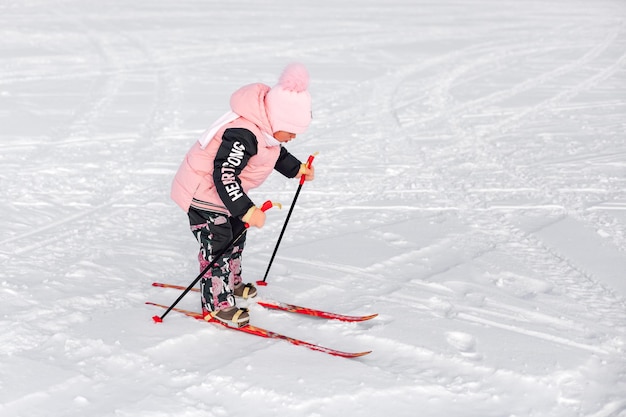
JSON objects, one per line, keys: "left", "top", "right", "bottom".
{"left": 273, "top": 131, "right": 296, "bottom": 143}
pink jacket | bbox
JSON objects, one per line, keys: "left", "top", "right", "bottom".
{"left": 171, "top": 83, "right": 300, "bottom": 217}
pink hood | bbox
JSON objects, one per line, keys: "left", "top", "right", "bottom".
{"left": 230, "top": 83, "right": 274, "bottom": 134}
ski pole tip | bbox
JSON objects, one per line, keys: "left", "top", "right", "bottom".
{"left": 152, "top": 315, "right": 163, "bottom": 323}
{"left": 255, "top": 280, "right": 268, "bottom": 287}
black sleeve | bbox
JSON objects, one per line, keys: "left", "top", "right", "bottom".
{"left": 213, "top": 128, "right": 258, "bottom": 218}
{"left": 274, "top": 146, "right": 302, "bottom": 178}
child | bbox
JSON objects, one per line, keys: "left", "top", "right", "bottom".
{"left": 170, "top": 63, "right": 315, "bottom": 327}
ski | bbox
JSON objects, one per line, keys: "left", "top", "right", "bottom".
{"left": 146, "top": 302, "right": 371, "bottom": 358}
{"left": 151, "top": 282, "right": 378, "bottom": 322}
{"left": 256, "top": 300, "right": 378, "bottom": 322}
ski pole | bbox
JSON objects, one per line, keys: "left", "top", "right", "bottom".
{"left": 256, "top": 153, "right": 316, "bottom": 287}
{"left": 153, "top": 200, "right": 278, "bottom": 323}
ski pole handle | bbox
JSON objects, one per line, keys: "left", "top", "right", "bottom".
{"left": 299, "top": 154, "right": 316, "bottom": 185}
{"left": 260, "top": 200, "right": 277, "bottom": 212}
{"left": 244, "top": 200, "right": 281, "bottom": 228}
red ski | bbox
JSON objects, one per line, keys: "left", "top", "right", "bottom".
{"left": 146, "top": 302, "right": 371, "bottom": 358}
{"left": 151, "top": 282, "right": 378, "bottom": 322}
{"left": 256, "top": 300, "right": 378, "bottom": 322}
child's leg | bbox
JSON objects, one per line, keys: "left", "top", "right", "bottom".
{"left": 228, "top": 216, "right": 246, "bottom": 286}
{"left": 188, "top": 208, "right": 238, "bottom": 313}
{"left": 228, "top": 218, "right": 256, "bottom": 299}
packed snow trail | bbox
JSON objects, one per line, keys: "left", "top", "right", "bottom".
{"left": 1, "top": 1, "right": 626, "bottom": 416}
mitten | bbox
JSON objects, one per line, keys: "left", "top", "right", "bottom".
{"left": 242, "top": 206, "right": 266, "bottom": 228}
{"left": 295, "top": 163, "right": 315, "bottom": 181}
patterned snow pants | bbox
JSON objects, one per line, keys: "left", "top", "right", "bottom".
{"left": 188, "top": 207, "right": 246, "bottom": 313}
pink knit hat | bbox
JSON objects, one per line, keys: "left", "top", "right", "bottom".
{"left": 265, "top": 63, "right": 312, "bottom": 134}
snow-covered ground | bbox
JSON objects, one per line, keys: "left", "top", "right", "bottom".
{"left": 1, "top": 0, "right": 626, "bottom": 416}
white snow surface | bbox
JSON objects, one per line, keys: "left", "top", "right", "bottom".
{"left": 1, "top": 0, "right": 626, "bottom": 416}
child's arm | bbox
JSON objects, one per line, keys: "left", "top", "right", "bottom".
{"left": 213, "top": 128, "right": 258, "bottom": 218}
{"left": 274, "top": 147, "right": 302, "bottom": 178}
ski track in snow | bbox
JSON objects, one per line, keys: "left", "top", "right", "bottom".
{"left": 1, "top": 1, "right": 626, "bottom": 416}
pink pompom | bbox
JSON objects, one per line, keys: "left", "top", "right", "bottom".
{"left": 277, "top": 63, "right": 309, "bottom": 92}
